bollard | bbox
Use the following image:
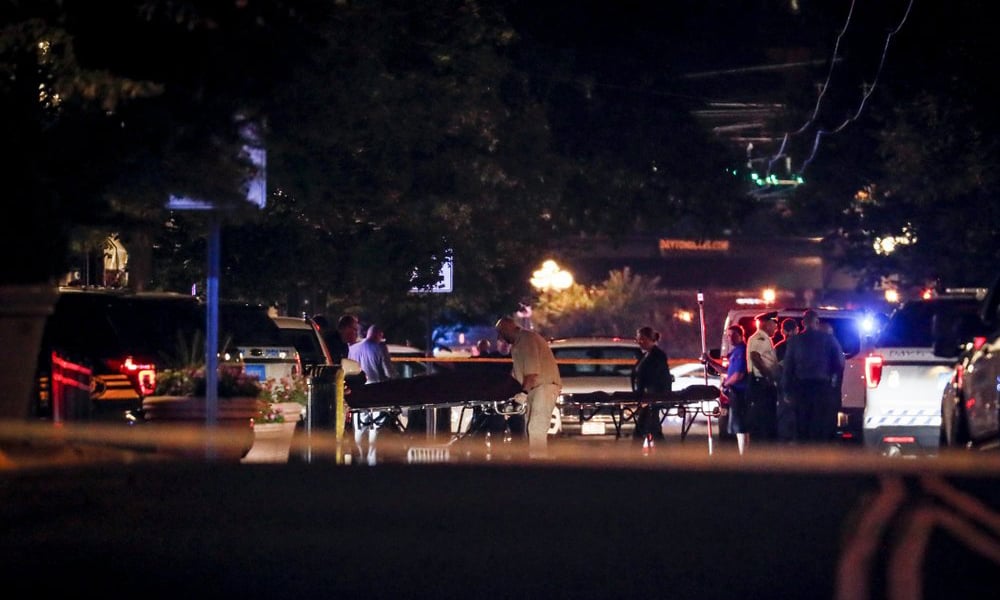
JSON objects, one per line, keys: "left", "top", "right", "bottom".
{"left": 335, "top": 368, "right": 346, "bottom": 464}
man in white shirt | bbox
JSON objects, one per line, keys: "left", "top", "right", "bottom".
{"left": 495, "top": 317, "right": 561, "bottom": 459}
{"left": 348, "top": 324, "right": 395, "bottom": 463}
{"left": 747, "top": 311, "right": 780, "bottom": 444}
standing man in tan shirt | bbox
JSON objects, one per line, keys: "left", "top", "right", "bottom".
{"left": 747, "top": 311, "right": 781, "bottom": 444}
{"left": 495, "top": 317, "right": 562, "bottom": 458}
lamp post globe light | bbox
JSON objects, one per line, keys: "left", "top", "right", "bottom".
{"left": 527, "top": 260, "right": 573, "bottom": 331}
{"left": 531, "top": 259, "right": 574, "bottom": 292}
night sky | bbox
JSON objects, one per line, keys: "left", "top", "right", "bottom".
{"left": 503, "top": 0, "right": 969, "bottom": 178}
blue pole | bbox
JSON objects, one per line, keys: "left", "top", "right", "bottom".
{"left": 205, "top": 214, "right": 221, "bottom": 456}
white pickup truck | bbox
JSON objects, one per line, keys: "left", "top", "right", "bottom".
{"left": 862, "top": 290, "right": 986, "bottom": 455}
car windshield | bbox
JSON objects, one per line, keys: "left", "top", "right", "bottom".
{"left": 45, "top": 293, "right": 204, "bottom": 366}
{"left": 552, "top": 346, "right": 640, "bottom": 377}
{"left": 216, "top": 303, "right": 283, "bottom": 348}
{"left": 822, "top": 318, "right": 861, "bottom": 357}
{"left": 276, "top": 325, "right": 326, "bottom": 366}
{"left": 878, "top": 299, "right": 982, "bottom": 347}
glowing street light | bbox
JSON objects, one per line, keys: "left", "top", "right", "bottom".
{"left": 762, "top": 287, "right": 776, "bottom": 305}
{"left": 531, "top": 259, "right": 574, "bottom": 292}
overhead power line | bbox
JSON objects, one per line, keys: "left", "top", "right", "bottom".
{"left": 766, "top": 0, "right": 916, "bottom": 177}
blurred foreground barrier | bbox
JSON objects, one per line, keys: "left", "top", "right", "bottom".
{"left": 0, "top": 431, "right": 998, "bottom": 598}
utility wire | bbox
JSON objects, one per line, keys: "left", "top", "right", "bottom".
{"left": 798, "top": 0, "right": 915, "bottom": 173}
{"left": 767, "top": 0, "right": 915, "bottom": 177}
{"left": 767, "top": 0, "right": 858, "bottom": 175}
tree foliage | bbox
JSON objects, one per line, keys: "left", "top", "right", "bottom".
{"left": 532, "top": 267, "right": 662, "bottom": 338}
{"left": 788, "top": 0, "right": 1000, "bottom": 291}
{"left": 256, "top": 0, "right": 563, "bottom": 319}
{"left": 151, "top": 0, "right": 741, "bottom": 326}
{"left": 1, "top": 0, "right": 324, "bottom": 283}
{"left": 3, "top": 0, "right": 764, "bottom": 333}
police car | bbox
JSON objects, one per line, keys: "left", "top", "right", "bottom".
{"left": 863, "top": 289, "right": 986, "bottom": 455}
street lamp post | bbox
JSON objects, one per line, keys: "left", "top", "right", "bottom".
{"left": 530, "top": 259, "right": 574, "bottom": 293}
{"left": 529, "top": 259, "right": 573, "bottom": 330}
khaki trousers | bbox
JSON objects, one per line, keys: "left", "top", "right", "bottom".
{"left": 525, "top": 383, "right": 561, "bottom": 458}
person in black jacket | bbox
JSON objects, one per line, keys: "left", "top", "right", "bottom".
{"left": 311, "top": 313, "right": 363, "bottom": 430}
{"left": 631, "top": 326, "right": 672, "bottom": 445}
{"left": 781, "top": 310, "right": 845, "bottom": 443}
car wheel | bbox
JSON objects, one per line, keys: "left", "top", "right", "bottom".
{"left": 548, "top": 406, "right": 562, "bottom": 435}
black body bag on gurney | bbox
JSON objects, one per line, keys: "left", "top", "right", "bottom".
{"left": 347, "top": 371, "right": 523, "bottom": 411}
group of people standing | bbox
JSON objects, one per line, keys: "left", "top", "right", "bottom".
{"left": 702, "top": 309, "right": 845, "bottom": 454}
{"left": 307, "top": 308, "right": 846, "bottom": 461}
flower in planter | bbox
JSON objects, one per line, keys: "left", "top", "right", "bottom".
{"left": 254, "top": 404, "right": 286, "bottom": 424}
{"left": 260, "top": 373, "right": 310, "bottom": 406}
{"left": 154, "top": 364, "right": 263, "bottom": 398}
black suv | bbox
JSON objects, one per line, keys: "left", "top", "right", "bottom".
{"left": 35, "top": 289, "right": 204, "bottom": 421}
{"left": 34, "top": 290, "right": 299, "bottom": 423}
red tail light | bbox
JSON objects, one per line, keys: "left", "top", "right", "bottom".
{"left": 120, "top": 356, "right": 157, "bottom": 396}
{"left": 865, "top": 355, "right": 883, "bottom": 388}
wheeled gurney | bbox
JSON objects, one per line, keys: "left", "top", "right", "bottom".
{"left": 346, "top": 371, "right": 720, "bottom": 441}
{"left": 558, "top": 386, "right": 722, "bottom": 440}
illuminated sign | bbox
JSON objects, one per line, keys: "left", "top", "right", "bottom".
{"left": 658, "top": 239, "right": 730, "bottom": 253}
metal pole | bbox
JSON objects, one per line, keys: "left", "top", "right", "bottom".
{"left": 697, "top": 290, "right": 713, "bottom": 455}
{"left": 424, "top": 296, "right": 436, "bottom": 440}
{"left": 305, "top": 376, "right": 313, "bottom": 463}
{"left": 205, "top": 213, "right": 221, "bottom": 459}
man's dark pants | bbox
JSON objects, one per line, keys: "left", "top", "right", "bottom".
{"left": 790, "top": 378, "right": 838, "bottom": 442}
{"left": 747, "top": 376, "right": 777, "bottom": 441}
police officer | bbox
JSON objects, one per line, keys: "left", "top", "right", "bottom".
{"left": 747, "top": 311, "right": 780, "bottom": 442}
{"left": 774, "top": 318, "right": 799, "bottom": 442}
{"left": 780, "top": 309, "right": 845, "bottom": 443}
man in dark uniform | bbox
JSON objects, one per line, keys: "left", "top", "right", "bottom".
{"left": 781, "top": 309, "right": 845, "bottom": 443}
{"left": 773, "top": 318, "right": 800, "bottom": 442}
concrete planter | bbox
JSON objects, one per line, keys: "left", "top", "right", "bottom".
{"left": 0, "top": 284, "right": 58, "bottom": 420}
{"left": 242, "top": 420, "right": 298, "bottom": 463}
{"left": 141, "top": 395, "right": 263, "bottom": 460}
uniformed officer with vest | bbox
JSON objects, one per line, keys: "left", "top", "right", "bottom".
{"left": 746, "top": 311, "right": 780, "bottom": 441}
